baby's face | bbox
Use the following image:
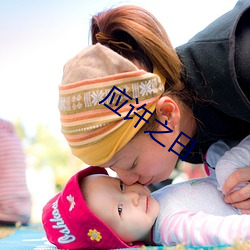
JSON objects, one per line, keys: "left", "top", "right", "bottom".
{"left": 84, "top": 174, "right": 160, "bottom": 244}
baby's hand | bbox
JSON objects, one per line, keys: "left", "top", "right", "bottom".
{"left": 223, "top": 166, "right": 250, "bottom": 214}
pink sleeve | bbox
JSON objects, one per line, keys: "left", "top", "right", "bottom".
{"left": 160, "top": 210, "right": 250, "bottom": 246}
{"left": 0, "top": 119, "right": 31, "bottom": 224}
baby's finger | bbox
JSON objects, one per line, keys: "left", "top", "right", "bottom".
{"left": 224, "top": 184, "right": 250, "bottom": 204}
{"left": 228, "top": 198, "right": 250, "bottom": 212}
{"left": 222, "top": 167, "right": 250, "bottom": 195}
{"left": 240, "top": 209, "right": 250, "bottom": 214}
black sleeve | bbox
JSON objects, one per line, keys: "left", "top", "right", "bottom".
{"left": 235, "top": 7, "right": 250, "bottom": 100}
{"left": 176, "top": 0, "right": 250, "bottom": 163}
{"left": 176, "top": 0, "right": 250, "bottom": 123}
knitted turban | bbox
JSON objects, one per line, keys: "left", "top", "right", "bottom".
{"left": 59, "top": 43, "right": 165, "bottom": 165}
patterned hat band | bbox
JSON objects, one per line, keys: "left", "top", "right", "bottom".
{"left": 59, "top": 70, "right": 164, "bottom": 144}
{"left": 59, "top": 44, "right": 165, "bottom": 165}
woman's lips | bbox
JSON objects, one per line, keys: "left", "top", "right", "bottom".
{"left": 143, "top": 177, "right": 154, "bottom": 186}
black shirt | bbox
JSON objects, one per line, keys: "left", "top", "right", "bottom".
{"left": 176, "top": 0, "right": 250, "bottom": 163}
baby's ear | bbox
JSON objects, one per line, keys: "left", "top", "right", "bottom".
{"left": 156, "top": 96, "right": 180, "bottom": 127}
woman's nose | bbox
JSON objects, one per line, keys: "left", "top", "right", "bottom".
{"left": 112, "top": 168, "right": 139, "bottom": 185}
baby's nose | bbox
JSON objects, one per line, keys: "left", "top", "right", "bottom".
{"left": 126, "top": 191, "right": 140, "bottom": 206}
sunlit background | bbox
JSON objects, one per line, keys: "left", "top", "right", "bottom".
{"left": 1, "top": 0, "right": 238, "bottom": 223}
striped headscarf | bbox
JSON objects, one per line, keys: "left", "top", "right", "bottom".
{"left": 59, "top": 43, "right": 165, "bottom": 165}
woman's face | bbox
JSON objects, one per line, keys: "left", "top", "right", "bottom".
{"left": 100, "top": 131, "right": 181, "bottom": 186}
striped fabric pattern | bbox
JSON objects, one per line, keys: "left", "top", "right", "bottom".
{"left": 160, "top": 210, "right": 250, "bottom": 246}
{"left": 59, "top": 69, "right": 164, "bottom": 149}
{"left": 0, "top": 119, "right": 31, "bottom": 224}
{"left": 58, "top": 43, "right": 166, "bottom": 165}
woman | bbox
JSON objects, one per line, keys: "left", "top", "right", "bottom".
{"left": 59, "top": 1, "right": 250, "bottom": 211}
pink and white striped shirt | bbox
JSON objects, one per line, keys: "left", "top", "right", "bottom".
{"left": 0, "top": 119, "right": 31, "bottom": 224}
{"left": 152, "top": 135, "right": 250, "bottom": 246}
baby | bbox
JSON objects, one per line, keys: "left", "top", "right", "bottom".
{"left": 42, "top": 135, "right": 250, "bottom": 249}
